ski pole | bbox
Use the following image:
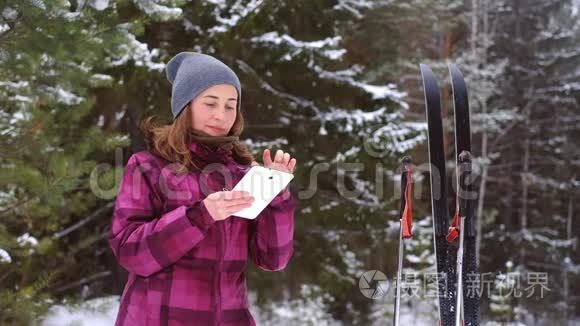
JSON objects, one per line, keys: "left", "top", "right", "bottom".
{"left": 454, "top": 150, "right": 472, "bottom": 326}
{"left": 394, "top": 217, "right": 404, "bottom": 326}
{"left": 394, "top": 156, "right": 413, "bottom": 326}
{"left": 455, "top": 215, "right": 465, "bottom": 326}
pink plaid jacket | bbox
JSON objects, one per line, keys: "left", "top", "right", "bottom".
{"left": 108, "top": 141, "right": 296, "bottom": 326}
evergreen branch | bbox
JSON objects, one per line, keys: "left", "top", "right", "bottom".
{"left": 52, "top": 202, "right": 115, "bottom": 239}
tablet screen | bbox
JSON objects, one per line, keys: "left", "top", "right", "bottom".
{"left": 230, "top": 165, "right": 294, "bottom": 219}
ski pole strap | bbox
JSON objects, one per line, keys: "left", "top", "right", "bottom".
{"left": 402, "top": 161, "right": 413, "bottom": 239}
{"left": 446, "top": 204, "right": 460, "bottom": 242}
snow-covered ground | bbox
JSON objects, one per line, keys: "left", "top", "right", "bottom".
{"left": 39, "top": 287, "right": 344, "bottom": 326}
{"left": 38, "top": 294, "right": 580, "bottom": 325}
{"left": 40, "top": 296, "right": 119, "bottom": 326}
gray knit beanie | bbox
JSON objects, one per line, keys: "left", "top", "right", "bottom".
{"left": 165, "top": 52, "right": 242, "bottom": 120}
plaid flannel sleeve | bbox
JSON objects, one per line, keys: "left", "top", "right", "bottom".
{"left": 248, "top": 187, "right": 296, "bottom": 271}
{"left": 108, "top": 154, "right": 215, "bottom": 277}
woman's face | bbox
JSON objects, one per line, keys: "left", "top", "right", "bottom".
{"left": 190, "top": 84, "right": 238, "bottom": 136}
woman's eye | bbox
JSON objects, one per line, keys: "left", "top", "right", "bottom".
{"left": 205, "top": 103, "right": 234, "bottom": 110}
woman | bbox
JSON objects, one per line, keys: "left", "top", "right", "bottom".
{"left": 108, "top": 52, "right": 297, "bottom": 326}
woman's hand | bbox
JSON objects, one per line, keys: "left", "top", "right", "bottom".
{"left": 253, "top": 149, "right": 297, "bottom": 174}
{"left": 203, "top": 191, "right": 255, "bottom": 221}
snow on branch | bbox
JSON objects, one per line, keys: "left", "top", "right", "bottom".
{"left": 251, "top": 31, "right": 345, "bottom": 61}
{"left": 39, "top": 85, "right": 85, "bottom": 106}
{"left": 132, "top": 0, "right": 182, "bottom": 21}
{"left": 310, "top": 63, "right": 407, "bottom": 102}
{"left": 206, "top": 0, "right": 264, "bottom": 35}
{"left": 107, "top": 24, "right": 165, "bottom": 71}
{"left": 370, "top": 117, "right": 427, "bottom": 153}
{"left": 0, "top": 248, "right": 11, "bottom": 263}
{"left": 333, "top": 0, "right": 375, "bottom": 19}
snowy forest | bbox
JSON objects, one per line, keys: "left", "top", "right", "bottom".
{"left": 0, "top": 0, "right": 579, "bottom": 325}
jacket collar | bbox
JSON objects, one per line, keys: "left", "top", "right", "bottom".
{"left": 188, "top": 141, "right": 233, "bottom": 164}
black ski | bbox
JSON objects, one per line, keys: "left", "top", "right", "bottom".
{"left": 420, "top": 64, "right": 455, "bottom": 325}
{"left": 449, "top": 63, "right": 479, "bottom": 325}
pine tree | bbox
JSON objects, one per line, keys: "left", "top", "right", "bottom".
{"left": 0, "top": 0, "right": 182, "bottom": 323}
{"left": 481, "top": 0, "right": 580, "bottom": 321}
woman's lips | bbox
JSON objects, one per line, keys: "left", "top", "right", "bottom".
{"left": 207, "top": 126, "right": 225, "bottom": 132}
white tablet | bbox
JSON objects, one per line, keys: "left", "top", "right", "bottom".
{"left": 231, "top": 165, "right": 294, "bottom": 219}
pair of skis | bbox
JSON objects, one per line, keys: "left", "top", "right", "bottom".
{"left": 393, "top": 63, "right": 479, "bottom": 326}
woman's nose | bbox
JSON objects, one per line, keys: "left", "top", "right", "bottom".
{"left": 212, "top": 107, "right": 227, "bottom": 120}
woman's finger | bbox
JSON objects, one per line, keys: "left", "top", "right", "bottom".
{"left": 225, "top": 202, "right": 254, "bottom": 215}
{"left": 207, "top": 192, "right": 221, "bottom": 201}
{"left": 283, "top": 152, "right": 291, "bottom": 166}
{"left": 223, "top": 196, "right": 254, "bottom": 207}
{"left": 263, "top": 149, "right": 272, "bottom": 167}
{"left": 274, "top": 149, "right": 284, "bottom": 163}
{"left": 288, "top": 158, "right": 297, "bottom": 173}
{"left": 208, "top": 191, "right": 248, "bottom": 202}
{"left": 222, "top": 190, "right": 251, "bottom": 201}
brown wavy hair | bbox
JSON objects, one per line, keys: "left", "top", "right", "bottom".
{"left": 139, "top": 102, "right": 255, "bottom": 174}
